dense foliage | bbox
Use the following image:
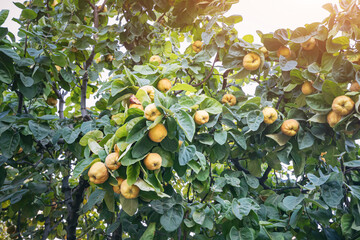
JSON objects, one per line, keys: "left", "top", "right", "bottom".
{"left": 0, "top": 0, "right": 360, "bottom": 239}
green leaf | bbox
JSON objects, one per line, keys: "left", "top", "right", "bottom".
{"left": 243, "top": 174, "right": 259, "bottom": 189}
{"left": 115, "top": 124, "right": 127, "bottom": 139}
{"left": 81, "top": 189, "right": 106, "bottom": 214}
{"left": 139, "top": 222, "right": 156, "bottom": 240}
{"left": 214, "top": 131, "right": 227, "bottom": 145}
{"left": 132, "top": 135, "right": 157, "bottom": 158}
{"left": 126, "top": 118, "right": 147, "bottom": 143}
{"left": 126, "top": 163, "right": 140, "bottom": 186}
{"left": 232, "top": 198, "right": 260, "bottom": 220}
{"left": 223, "top": 15, "right": 243, "bottom": 25}
{"left": 307, "top": 172, "right": 330, "bottom": 186}
{"left": 178, "top": 144, "right": 196, "bottom": 166}
{"left": 341, "top": 214, "right": 354, "bottom": 237}
{"left": 80, "top": 130, "right": 103, "bottom": 146}
{"left": 88, "top": 138, "right": 103, "bottom": 155}
{"left": 344, "top": 160, "right": 360, "bottom": 167}
{"left": 0, "top": 46, "right": 20, "bottom": 60}
{"left": 170, "top": 83, "right": 196, "bottom": 92}
{"left": 0, "top": 10, "right": 9, "bottom": 26}
{"left": 62, "top": 127, "right": 81, "bottom": 144}
{"left": 321, "top": 80, "right": 344, "bottom": 105}
{"left": 51, "top": 53, "right": 67, "bottom": 67}
{"left": 348, "top": 185, "right": 360, "bottom": 200}
{"left": 229, "top": 226, "right": 254, "bottom": 240}
{"left": 283, "top": 194, "right": 305, "bottom": 211}
{"left": 326, "top": 36, "right": 343, "bottom": 53}
{"left": 0, "top": 62, "right": 12, "bottom": 84}
{"left": 175, "top": 110, "right": 195, "bottom": 142}
{"left": 247, "top": 110, "right": 263, "bottom": 131}
{"left": 305, "top": 94, "right": 331, "bottom": 112}
{"left": 332, "top": 57, "right": 355, "bottom": 83}
{"left": 200, "top": 97, "right": 223, "bottom": 114}
{"left": 134, "top": 65, "right": 158, "bottom": 75}
{"left": 160, "top": 205, "right": 184, "bottom": 232}
{"left": 21, "top": 9, "right": 37, "bottom": 19}
{"left": 321, "top": 181, "right": 343, "bottom": 208}
{"left": 28, "top": 120, "right": 50, "bottom": 140}
{"left": 297, "top": 131, "right": 315, "bottom": 150}
{"left": 73, "top": 158, "right": 98, "bottom": 178}
{"left": 229, "top": 130, "right": 247, "bottom": 150}
{"left": 160, "top": 136, "right": 178, "bottom": 153}
{"left": 0, "top": 130, "right": 19, "bottom": 158}
{"left": 266, "top": 133, "right": 291, "bottom": 146}
{"left": 120, "top": 196, "right": 138, "bottom": 216}
{"left": 120, "top": 146, "right": 144, "bottom": 166}
{"left": 104, "top": 189, "right": 115, "bottom": 212}
{"left": 247, "top": 159, "right": 262, "bottom": 177}
{"left": 60, "top": 69, "right": 75, "bottom": 83}
{"left": 193, "top": 210, "right": 205, "bottom": 225}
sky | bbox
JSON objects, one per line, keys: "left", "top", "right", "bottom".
{"left": 3, "top": 0, "right": 339, "bottom": 41}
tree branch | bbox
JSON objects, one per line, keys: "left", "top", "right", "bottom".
{"left": 16, "top": 91, "right": 23, "bottom": 114}
{"left": 111, "top": 210, "right": 123, "bottom": 240}
{"left": 275, "top": 95, "right": 284, "bottom": 110}
{"left": 222, "top": 69, "right": 232, "bottom": 90}
{"left": 52, "top": 83, "right": 65, "bottom": 119}
{"left": 64, "top": 176, "right": 89, "bottom": 240}
{"left": 192, "top": 53, "right": 218, "bottom": 87}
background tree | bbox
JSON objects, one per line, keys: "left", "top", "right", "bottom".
{"left": 0, "top": 0, "right": 360, "bottom": 239}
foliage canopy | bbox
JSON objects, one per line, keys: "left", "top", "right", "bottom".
{"left": 0, "top": 0, "right": 360, "bottom": 239}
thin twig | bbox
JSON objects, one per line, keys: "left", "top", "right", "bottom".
{"left": 192, "top": 53, "right": 218, "bottom": 87}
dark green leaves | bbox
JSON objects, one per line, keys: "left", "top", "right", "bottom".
{"left": 21, "top": 9, "right": 37, "bottom": 19}
{"left": 127, "top": 163, "right": 140, "bottom": 186}
{"left": 321, "top": 80, "right": 344, "bottom": 105}
{"left": 0, "top": 10, "right": 9, "bottom": 26}
{"left": 28, "top": 120, "right": 50, "bottom": 140}
{"left": 232, "top": 198, "right": 260, "bottom": 220}
{"left": 174, "top": 110, "right": 195, "bottom": 142}
{"left": 247, "top": 110, "right": 263, "bottom": 131}
{"left": 305, "top": 94, "right": 331, "bottom": 112}
{"left": 81, "top": 189, "right": 106, "bottom": 214}
{"left": 332, "top": 57, "right": 355, "bottom": 83}
{"left": 160, "top": 205, "right": 184, "bottom": 232}
{"left": 178, "top": 144, "right": 196, "bottom": 166}
{"left": 0, "top": 130, "right": 19, "bottom": 158}
{"left": 139, "top": 222, "right": 156, "bottom": 240}
{"left": 283, "top": 195, "right": 305, "bottom": 211}
{"left": 229, "top": 226, "right": 254, "bottom": 240}
{"left": 321, "top": 181, "right": 343, "bottom": 208}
